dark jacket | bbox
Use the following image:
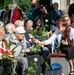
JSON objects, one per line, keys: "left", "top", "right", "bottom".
{"left": 49, "top": 9, "right": 63, "bottom": 26}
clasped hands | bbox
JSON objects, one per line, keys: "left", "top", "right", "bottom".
{"left": 61, "top": 39, "right": 68, "bottom": 45}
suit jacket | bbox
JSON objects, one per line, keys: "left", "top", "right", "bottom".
{"left": 24, "top": 27, "right": 30, "bottom": 42}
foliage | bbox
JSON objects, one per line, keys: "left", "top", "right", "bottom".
{"left": 0, "top": 0, "right": 31, "bottom": 15}
{"left": 30, "top": 44, "right": 41, "bottom": 52}
{"left": 17, "top": 0, "right": 32, "bottom": 15}
{"left": 27, "top": 58, "right": 38, "bottom": 75}
{"left": 28, "top": 19, "right": 49, "bottom": 52}
{"left": 27, "top": 57, "right": 43, "bottom": 75}
{"left": 29, "top": 25, "right": 48, "bottom": 41}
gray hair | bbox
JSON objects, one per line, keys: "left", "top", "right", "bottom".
{"left": 14, "top": 20, "right": 24, "bottom": 27}
{"left": 5, "top": 23, "right": 15, "bottom": 30}
{"left": 26, "top": 20, "right": 33, "bottom": 25}
{"left": 0, "top": 21, "right": 4, "bottom": 26}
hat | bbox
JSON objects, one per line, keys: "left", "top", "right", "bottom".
{"left": 14, "top": 26, "right": 26, "bottom": 33}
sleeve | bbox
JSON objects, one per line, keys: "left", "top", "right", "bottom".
{"left": 70, "top": 27, "right": 74, "bottom": 41}
{"left": 44, "top": 29, "right": 58, "bottom": 45}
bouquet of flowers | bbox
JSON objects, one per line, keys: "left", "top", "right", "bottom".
{"left": 29, "top": 25, "right": 48, "bottom": 41}
{"left": 0, "top": 40, "right": 16, "bottom": 61}
{"left": 0, "top": 40, "right": 16, "bottom": 75}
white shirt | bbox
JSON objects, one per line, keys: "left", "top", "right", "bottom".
{"left": 0, "top": 41, "right": 2, "bottom": 47}
{"left": 44, "top": 27, "right": 74, "bottom": 45}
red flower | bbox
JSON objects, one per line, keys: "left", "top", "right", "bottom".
{"left": 0, "top": 41, "right": 15, "bottom": 58}
{"left": 36, "top": 25, "right": 41, "bottom": 29}
{"left": 0, "top": 47, "right": 14, "bottom": 57}
{"left": 29, "top": 39, "right": 33, "bottom": 43}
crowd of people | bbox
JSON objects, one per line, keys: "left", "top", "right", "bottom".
{"left": 0, "top": 0, "right": 74, "bottom": 75}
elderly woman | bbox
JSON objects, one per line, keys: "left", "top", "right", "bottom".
{"left": 34, "top": 17, "right": 74, "bottom": 75}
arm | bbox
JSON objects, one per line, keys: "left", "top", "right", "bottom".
{"left": 34, "top": 29, "right": 58, "bottom": 45}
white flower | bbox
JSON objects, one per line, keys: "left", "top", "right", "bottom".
{"left": 61, "top": 73, "right": 64, "bottom": 75}
{"left": 45, "top": 19, "right": 48, "bottom": 23}
{"left": 0, "top": 53, "right": 2, "bottom": 59}
{"left": 34, "top": 58, "right": 38, "bottom": 62}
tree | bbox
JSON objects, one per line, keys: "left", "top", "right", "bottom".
{"left": 0, "top": 0, "right": 31, "bottom": 15}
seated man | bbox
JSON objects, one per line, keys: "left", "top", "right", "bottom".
{"left": 5, "top": 26, "right": 28, "bottom": 75}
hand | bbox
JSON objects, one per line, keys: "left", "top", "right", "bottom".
{"left": 61, "top": 39, "right": 68, "bottom": 45}
{"left": 21, "top": 52, "right": 24, "bottom": 57}
{"left": 13, "top": 59, "right": 17, "bottom": 63}
{"left": 34, "top": 39, "right": 40, "bottom": 44}
{"left": 29, "top": 34, "right": 34, "bottom": 39}
{"left": 46, "top": 30, "right": 52, "bottom": 37}
{"left": 26, "top": 48, "right": 30, "bottom": 52}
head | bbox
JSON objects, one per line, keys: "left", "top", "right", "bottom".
{"left": 56, "top": 18, "right": 67, "bottom": 32}
{"left": 53, "top": 2, "right": 59, "bottom": 9}
{"left": 26, "top": 20, "right": 33, "bottom": 30}
{"left": 14, "top": 20, "right": 24, "bottom": 27}
{"left": 32, "top": 0, "right": 39, "bottom": 5}
{"left": 5, "top": 6, "right": 9, "bottom": 11}
{"left": 5, "top": 23, "right": 15, "bottom": 33}
{"left": 36, "top": 18, "right": 42, "bottom": 26}
{"left": 0, "top": 21, "right": 4, "bottom": 27}
{"left": 63, "top": 15, "right": 71, "bottom": 25}
{"left": 0, "top": 26, "right": 5, "bottom": 41}
{"left": 14, "top": 26, "right": 26, "bottom": 40}
{"left": 71, "top": 14, "right": 74, "bottom": 23}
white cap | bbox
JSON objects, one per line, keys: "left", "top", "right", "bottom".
{"left": 14, "top": 26, "right": 26, "bottom": 33}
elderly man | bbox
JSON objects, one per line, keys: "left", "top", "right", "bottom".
{"left": 5, "top": 23, "right": 15, "bottom": 33}
{"left": 25, "top": 20, "right": 33, "bottom": 43}
{"left": 5, "top": 26, "right": 28, "bottom": 75}
{"left": 14, "top": 20, "right": 24, "bottom": 27}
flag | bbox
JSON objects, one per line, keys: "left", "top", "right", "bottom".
{"left": 10, "top": 0, "right": 22, "bottom": 24}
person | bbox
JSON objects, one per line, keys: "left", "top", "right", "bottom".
{"left": 49, "top": 2, "right": 63, "bottom": 31}
{"left": 70, "top": 14, "right": 74, "bottom": 28}
{"left": 28, "top": 0, "right": 47, "bottom": 28}
{"left": 5, "top": 26, "right": 28, "bottom": 75}
{"left": 5, "top": 23, "right": 16, "bottom": 33}
{"left": 24, "top": 20, "right": 33, "bottom": 43}
{"left": 68, "top": 3, "right": 74, "bottom": 18}
{"left": 0, "top": 26, "right": 5, "bottom": 47}
{"left": 1, "top": 6, "right": 11, "bottom": 23}
{"left": 35, "top": 17, "right": 43, "bottom": 28}
{"left": 14, "top": 20, "right": 24, "bottom": 27}
{"left": 0, "top": 26, "right": 13, "bottom": 75}
{"left": 63, "top": 15, "right": 71, "bottom": 26}
{"left": 0, "top": 21, "right": 4, "bottom": 27}
{"left": 34, "top": 17, "right": 74, "bottom": 75}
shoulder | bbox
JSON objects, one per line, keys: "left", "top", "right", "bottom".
{"left": 70, "top": 27, "right": 74, "bottom": 35}
{"left": 70, "top": 27, "right": 74, "bottom": 31}
{"left": 5, "top": 33, "right": 11, "bottom": 41}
